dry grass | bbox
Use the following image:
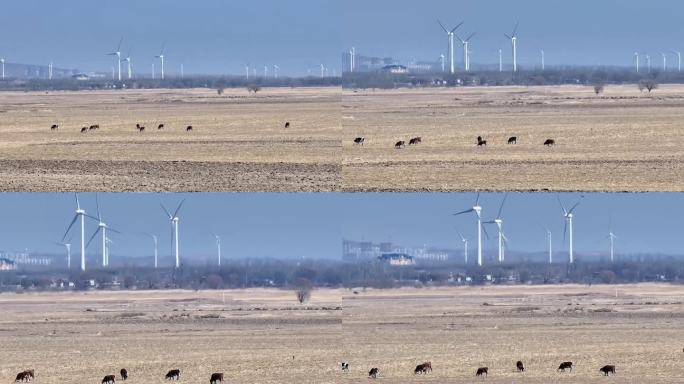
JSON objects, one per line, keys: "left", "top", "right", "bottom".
{"left": 0, "top": 87, "right": 341, "bottom": 191}
{"left": 341, "top": 284, "right": 684, "bottom": 383}
{"left": 342, "top": 85, "right": 684, "bottom": 191}
{"left": 0, "top": 289, "right": 342, "bottom": 384}
{"left": 0, "top": 285, "right": 682, "bottom": 383}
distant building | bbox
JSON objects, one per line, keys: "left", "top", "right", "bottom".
{"left": 72, "top": 73, "right": 89, "bottom": 81}
{"left": 0, "top": 258, "right": 16, "bottom": 271}
{"left": 378, "top": 253, "right": 415, "bottom": 266}
{"left": 343, "top": 239, "right": 453, "bottom": 262}
{"left": 382, "top": 65, "right": 408, "bottom": 74}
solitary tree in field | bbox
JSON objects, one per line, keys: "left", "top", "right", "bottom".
{"left": 592, "top": 82, "right": 605, "bottom": 95}
{"left": 639, "top": 79, "right": 658, "bottom": 93}
{"left": 247, "top": 85, "right": 261, "bottom": 94}
{"left": 293, "top": 278, "right": 312, "bottom": 304}
{"left": 217, "top": 87, "right": 224, "bottom": 95}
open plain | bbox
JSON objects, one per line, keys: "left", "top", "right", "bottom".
{"left": 0, "top": 285, "right": 682, "bottom": 383}
{"left": 0, "top": 87, "right": 340, "bottom": 192}
{"left": 342, "top": 284, "right": 684, "bottom": 383}
{"left": 343, "top": 85, "right": 684, "bottom": 192}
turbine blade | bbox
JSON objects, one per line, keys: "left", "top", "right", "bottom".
{"left": 450, "top": 21, "right": 464, "bottom": 33}
{"left": 482, "top": 224, "right": 490, "bottom": 240}
{"left": 563, "top": 219, "right": 568, "bottom": 244}
{"left": 85, "top": 228, "right": 101, "bottom": 249}
{"left": 453, "top": 208, "right": 474, "bottom": 216}
{"left": 75, "top": 193, "right": 80, "bottom": 209}
{"left": 497, "top": 193, "right": 508, "bottom": 219}
{"left": 437, "top": 20, "right": 449, "bottom": 33}
{"left": 62, "top": 215, "right": 79, "bottom": 241}
{"left": 466, "top": 32, "right": 476, "bottom": 41}
{"left": 117, "top": 37, "right": 123, "bottom": 52}
{"left": 161, "top": 204, "right": 172, "bottom": 219}
{"left": 512, "top": 21, "right": 519, "bottom": 36}
{"left": 474, "top": 192, "right": 480, "bottom": 206}
{"left": 568, "top": 201, "right": 581, "bottom": 214}
{"left": 173, "top": 199, "right": 186, "bottom": 218}
{"left": 504, "top": 33, "right": 512, "bottom": 40}
{"left": 557, "top": 195, "right": 568, "bottom": 215}
{"left": 108, "top": 228, "right": 122, "bottom": 234}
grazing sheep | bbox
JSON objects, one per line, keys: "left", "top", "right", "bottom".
{"left": 395, "top": 140, "right": 405, "bottom": 149}
{"left": 120, "top": 368, "right": 128, "bottom": 380}
{"left": 158, "top": 124, "right": 165, "bottom": 130}
{"left": 353, "top": 137, "right": 365, "bottom": 145}
{"left": 186, "top": 126, "right": 193, "bottom": 132}
{"left": 285, "top": 122, "right": 290, "bottom": 128}
{"left": 508, "top": 136, "right": 517, "bottom": 144}
{"left": 477, "top": 136, "right": 487, "bottom": 146}
{"left": 544, "top": 139, "right": 556, "bottom": 146}
{"left": 50, "top": 124, "right": 59, "bottom": 131}
{"left": 341, "top": 362, "right": 349, "bottom": 372}
{"left": 476, "top": 367, "right": 488, "bottom": 378}
{"left": 599, "top": 365, "right": 615, "bottom": 376}
{"left": 368, "top": 367, "right": 379, "bottom": 379}
{"left": 409, "top": 137, "right": 422, "bottom": 145}
{"left": 558, "top": 362, "right": 573, "bottom": 372}
{"left": 80, "top": 127, "right": 88, "bottom": 133}
{"left": 210, "top": 372, "right": 224, "bottom": 383}
{"left": 516, "top": 361, "right": 525, "bottom": 372}
{"left": 165, "top": 369, "right": 180, "bottom": 380}
{"left": 101, "top": 375, "right": 116, "bottom": 384}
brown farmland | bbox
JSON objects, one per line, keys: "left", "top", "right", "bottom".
{"left": 0, "top": 285, "right": 682, "bottom": 383}
{"left": 0, "top": 87, "right": 340, "bottom": 192}
{"left": 342, "top": 85, "right": 684, "bottom": 192}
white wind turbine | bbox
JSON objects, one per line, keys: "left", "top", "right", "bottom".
{"left": 645, "top": 54, "right": 651, "bottom": 72}
{"left": 540, "top": 49, "right": 545, "bottom": 70}
{"left": 85, "top": 194, "right": 120, "bottom": 267}
{"left": 607, "top": 220, "right": 617, "bottom": 263}
{"left": 499, "top": 49, "right": 503, "bottom": 72}
{"left": 161, "top": 200, "right": 185, "bottom": 269}
{"left": 1, "top": 57, "right": 5, "bottom": 79}
{"left": 456, "top": 32, "right": 476, "bottom": 71}
{"left": 108, "top": 37, "right": 123, "bottom": 81}
{"left": 144, "top": 233, "right": 159, "bottom": 268}
{"left": 53, "top": 241, "right": 72, "bottom": 269}
{"left": 454, "top": 193, "right": 487, "bottom": 266}
{"left": 558, "top": 196, "right": 582, "bottom": 264}
{"left": 634, "top": 52, "right": 639, "bottom": 73}
{"left": 457, "top": 231, "right": 469, "bottom": 264}
{"left": 671, "top": 51, "right": 681, "bottom": 72}
{"left": 105, "top": 237, "right": 114, "bottom": 266}
{"left": 484, "top": 194, "right": 508, "bottom": 263}
{"left": 438, "top": 20, "right": 463, "bottom": 74}
{"left": 155, "top": 43, "right": 166, "bottom": 80}
{"left": 504, "top": 22, "right": 520, "bottom": 72}
{"left": 121, "top": 48, "right": 132, "bottom": 79}
{"left": 543, "top": 227, "right": 553, "bottom": 264}
{"left": 62, "top": 194, "right": 88, "bottom": 271}
{"left": 440, "top": 54, "right": 445, "bottom": 72}
{"left": 273, "top": 65, "right": 280, "bottom": 78}
{"left": 661, "top": 52, "right": 667, "bottom": 71}
{"left": 212, "top": 233, "right": 221, "bottom": 266}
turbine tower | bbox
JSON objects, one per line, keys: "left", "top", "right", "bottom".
{"left": 540, "top": 49, "right": 545, "bottom": 70}
{"left": 145, "top": 233, "right": 159, "bottom": 269}
{"left": 504, "top": 22, "right": 520, "bottom": 72}
{"left": 661, "top": 52, "right": 667, "bottom": 71}
{"left": 438, "top": 20, "right": 463, "bottom": 74}
{"left": 161, "top": 200, "right": 185, "bottom": 269}
{"left": 671, "top": 51, "right": 681, "bottom": 72}
{"left": 108, "top": 37, "right": 123, "bottom": 81}
{"left": 212, "top": 233, "right": 221, "bottom": 266}
{"left": 62, "top": 194, "right": 88, "bottom": 271}
{"left": 645, "top": 54, "right": 651, "bottom": 72}
{"left": 155, "top": 43, "right": 166, "bottom": 80}
{"left": 121, "top": 48, "right": 132, "bottom": 79}
{"left": 545, "top": 227, "right": 553, "bottom": 264}
{"left": 273, "top": 65, "right": 279, "bottom": 78}
{"left": 634, "top": 52, "right": 639, "bottom": 73}
{"left": 499, "top": 49, "right": 503, "bottom": 72}
{"left": 440, "top": 54, "right": 445, "bottom": 72}
{"left": 454, "top": 193, "right": 486, "bottom": 266}
{"left": 456, "top": 32, "right": 476, "bottom": 71}
{"left": 86, "top": 194, "right": 119, "bottom": 267}
{"left": 607, "top": 222, "right": 617, "bottom": 263}
{"left": 458, "top": 231, "right": 469, "bottom": 264}
{"left": 1, "top": 58, "right": 4, "bottom": 79}
{"left": 558, "top": 196, "right": 581, "bottom": 264}
{"left": 484, "top": 194, "right": 508, "bottom": 263}
{"left": 54, "top": 241, "right": 72, "bottom": 269}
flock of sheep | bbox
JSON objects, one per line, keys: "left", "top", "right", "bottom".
{"left": 353, "top": 135, "right": 557, "bottom": 148}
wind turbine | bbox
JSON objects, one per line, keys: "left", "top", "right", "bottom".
{"left": 484, "top": 194, "right": 508, "bottom": 263}
{"left": 1, "top": 57, "right": 4, "bottom": 79}
{"left": 440, "top": 54, "right": 445, "bottom": 72}
{"left": 105, "top": 237, "right": 114, "bottom": 266}
{"left": 273, "top": 65, "right": 280, "bottom": 78}
{"left": 671, "top": 51, "right": 681, "bottom": 72}
{"left": 121, "top": 48, "right": 132, "bottom": 79}
{"left": 454, "top": 193, "right": 487, "bottom": 266}
{"left": 161, "top": 200, "right": 185, "bottom": 269}
{"left": 53, "top": 241, "right": 72, "bottom": 269}
{"left": 540, "top": 49, "right": 545, "bottom": 71}
{"left": 661, "top": 52, "right": 667, "bottom": 71}
{"left": 456, "top": 32, "right": 476, "bottom": 71}
{"left": 645, "top": 54, "right": 651, "bottom": 72}
{"left": 144, "top": 233, "right": 159, "bottom": 268}
{"left": 212, "top": 233, "right": 221, "bottom": 266}
{"left": 85, "top": 194, "right": 119, "bottom": 268}
{"left": 155, "top": 43, "right": 166, "bottom": 80}
{"left": 634, "top": 52, "right": 639, "bottom": 73}
{"left": 438, "top": 20, "right": 463, "bottom": 74}
{"left": 457, "top": 231, "right": 469, "bottom": 264}
{"left": 499, "top": 49, "right": 503, "bottom": 72}
{"left": 607, "top": 220, "right": 617, "bottom": 263}
{"left": 504, "top": 22, "right": 520, "bottom": 72}
{"left": 62, "top": 194, "right": 88, "bottom": 271}
{"left": 558, "top": 195, "right": 581, "bottom": 264}
{"left": 108, "top": 37, "right": 123, "bottom": 81}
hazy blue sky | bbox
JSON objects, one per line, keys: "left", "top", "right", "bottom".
{"left": 0, "top": 0, "right": 341, "bottom": 76}
{"left": 343, "top": 0, "right": 684, "bottom": 67}
{"left": 0, "top": 193, "right": 681, "bottom": 264}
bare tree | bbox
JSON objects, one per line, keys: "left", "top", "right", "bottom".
{"left": 247, "top": 86, "right": 261, "bottom": 94}
{"left": 217, "top": 87, "right": 224, "bottom": 95}
{"left": 293, "top": 278, "right": 312, "bottom": 304}
{"left": 639, "top": 79, "right": 658, "bottom": 93}
{"left": 592, "top": 82, "right": 605, "bottom": 95}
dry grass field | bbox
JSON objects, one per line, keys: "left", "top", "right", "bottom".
{"left": 0, "top": 285, "right": 682, "bottom": 383}
{"left": 342, "top": 85, "right": 684, "bottom": 191}
{"left": 342, "top": 284, "right": 684, "bottom": 383}
{"left": 0, "top": 87, "right": 340, "bottom": 192}
{"left": 0, "top": 289, "right": 342, "bottom": 384}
